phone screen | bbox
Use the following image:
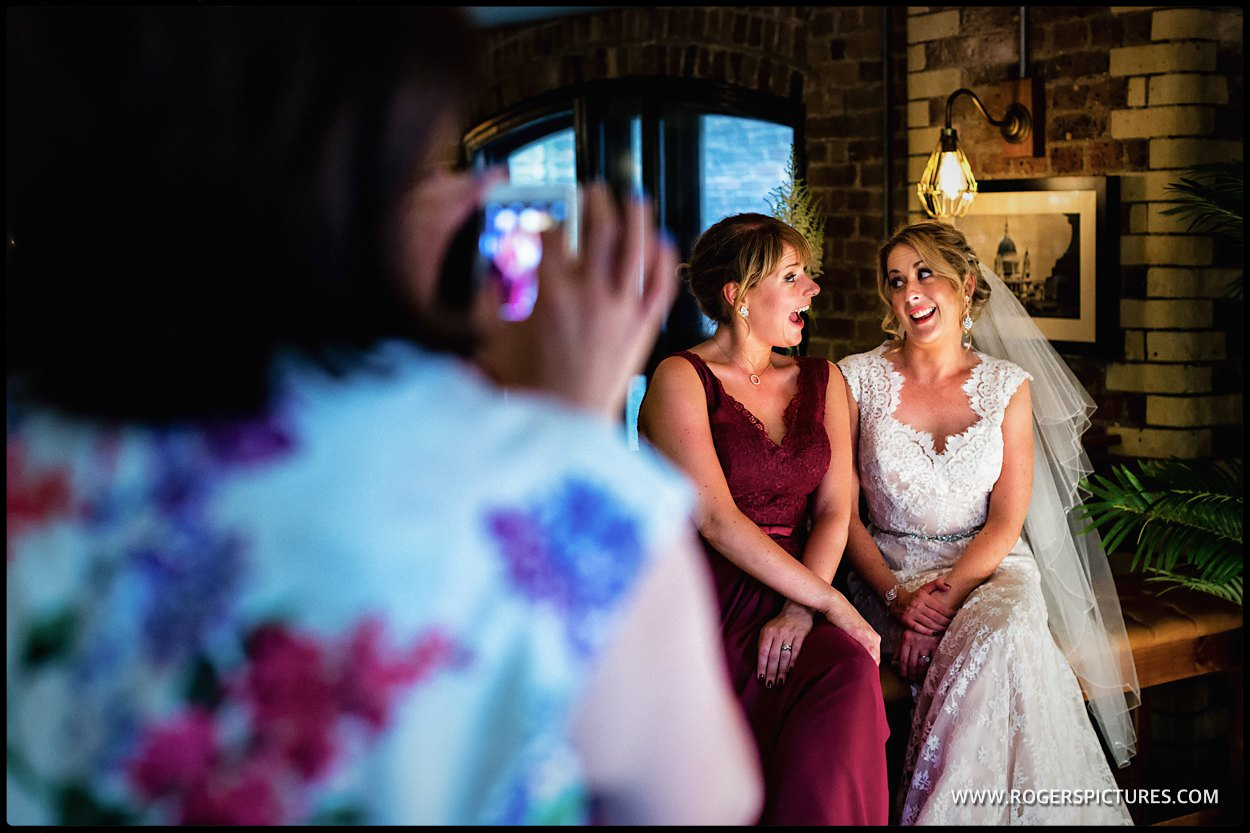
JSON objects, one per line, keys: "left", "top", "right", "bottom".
{"left": 477, "top": 184, "right": 577, "bottom": 322}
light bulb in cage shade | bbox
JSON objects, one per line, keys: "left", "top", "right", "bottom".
{"left": 918, "top": 127, "right": 978, "bottom": 219}
{"left": 918, "top": 88, "right": 1033, "bottom": 220}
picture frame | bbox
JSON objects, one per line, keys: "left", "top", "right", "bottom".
{"left": 955, "top": 176, "right": 1118, "bottom": 354}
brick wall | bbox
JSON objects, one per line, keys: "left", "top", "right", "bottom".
{"left": 472, "top": 7, "right": 811, "bottom": 116}
{"left": 906, "top": 6, "right": 1243, "bottom": 461}
{"left": 474, "top": 5, "right": 1243, "bottom": 461}
{"left": 801, "top": 7, "right": 907, "bottom": 359}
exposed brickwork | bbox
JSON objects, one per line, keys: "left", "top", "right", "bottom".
{"left": 1111, "top": 426, "right": 1213, "bottom": 458}
{"left": 1147, "top": 393, "right": 1242, "bottom": 427}
{"left": 474, "top": 5, "right": 1242, "bottom": 460}
{"left": 904, "top": 5, "right": 1242, "bottom": 460}
{"left": 472, "top": 7, "right": 813, "bottom": 118}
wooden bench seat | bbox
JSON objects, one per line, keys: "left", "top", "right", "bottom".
{"left": 1114, "top": 571, "right": 1242, "bottom": 690}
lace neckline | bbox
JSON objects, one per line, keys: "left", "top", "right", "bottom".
{"left": 686, "top": 350, "right": 804, "bottom": 448}
{"left": 874, "top": 345, "right": 986, "bottom": 457}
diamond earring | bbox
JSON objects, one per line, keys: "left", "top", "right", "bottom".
{"left": 738, "top": 305, "right": 749, "bottom": 319}
{"left": 961, "top": 297, "right": 974, "bottom": 350}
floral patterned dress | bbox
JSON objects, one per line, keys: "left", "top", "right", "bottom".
{"left": 6, "top": 342, "right": 692, "bottom": 825}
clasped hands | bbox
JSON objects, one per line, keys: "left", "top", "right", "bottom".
{"left": 890, "top": 578, "right": 957, "bottom": 683}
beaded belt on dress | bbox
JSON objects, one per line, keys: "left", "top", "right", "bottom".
{"left": 868, "top": 522, "right": 984, "bottom": 543}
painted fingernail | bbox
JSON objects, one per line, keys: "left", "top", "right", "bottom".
{"left": 766, "top": 680, "right": 773, "bottom": 689}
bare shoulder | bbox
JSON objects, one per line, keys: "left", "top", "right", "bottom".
{"left": 640, "top": 353, "right": 714, "bottom": 442}
{"left": 651, "top": 353, "right": 701, "bottom": 389}
{"left": 644, "top": 353, "right": 711, "bottom": 416}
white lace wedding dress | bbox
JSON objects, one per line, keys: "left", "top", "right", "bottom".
{"left": 840, "top": 345, "right": 1131, "bottom": 825}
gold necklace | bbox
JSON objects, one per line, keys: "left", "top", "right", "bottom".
{"left": 716, "top": 340, "right": 770, "bottom": 386}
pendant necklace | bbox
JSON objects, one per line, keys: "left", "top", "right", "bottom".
{"left": 717, "top": 340, "right": 770, "bottom": 386}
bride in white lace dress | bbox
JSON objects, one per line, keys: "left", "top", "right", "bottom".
{"left": 838, "top": 222, "right": 1134, "bottom": 824}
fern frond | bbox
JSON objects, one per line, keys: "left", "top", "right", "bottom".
{"left": 1160, "top": 161, "right": 1243, "bottom": 298}
{"left": 1143, "top": 571, "right": 1243, "bottom": 606}
{"left": 1160, "top": 194, "right": 1243, "bottom": 239}
{"left": 1161, "top": 161, "right": 1244, "bottom": 231}
{"left": 1076, "top": 458, "right": 1243, "bottom": 607}
{"left": 1135, "top": 490, "right": 1242, "bottom": 543}
{"left": 1137, "top": 458, "right": 1242, "bottom": 493}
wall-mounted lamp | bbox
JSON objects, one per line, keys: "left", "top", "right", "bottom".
{"left": 917, "top": 88, "right": 1033, "bottom": 219}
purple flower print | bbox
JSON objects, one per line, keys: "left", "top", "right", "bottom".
{"left": 201, "top": 411, "right": 295, "bottom": 467}
{"left": 486, "top": 477, "right": 645, "bottom": 645}
{"left": 131, "top": 414, "right": 292, "bottom": 665}
{"left": 135, "top": 530, "right": 245, "bottom": 666}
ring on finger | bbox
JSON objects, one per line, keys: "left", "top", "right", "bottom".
{"left": 781, "top": 644, "right": 793, "bottom": 653}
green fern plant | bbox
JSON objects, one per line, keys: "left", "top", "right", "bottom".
{"left": 1076, "top": 459, "right": 1243, "bottom": 605}
{"left": 1159, "top": 160, "right": 1243, "bottom": 298}
{"left": 767, "top": 145, "right": 826, "bottom": 279}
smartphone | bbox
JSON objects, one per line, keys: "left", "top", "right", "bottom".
{"left": 476, "top": 182, "right": 579, "bottom": 322}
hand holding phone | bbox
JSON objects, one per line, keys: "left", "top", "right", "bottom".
{"left": 475, "top": 183, "right": 676, "bottom": 421}
{"left": 476, "top": 183, "right": 579, "bottom": 322}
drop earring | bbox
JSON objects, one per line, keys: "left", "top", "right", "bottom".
{"left": 961, "top": 295, "right": 973, "bottom": 350}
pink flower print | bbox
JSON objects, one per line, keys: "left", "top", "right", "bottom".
{"left": 6, "top": 442, "right": 74, "bottom": 559}
{"left": 179, "top": 756, "right": 287, "bottom": 826}
{"left": 338, "top": 619, "right": 462, "bottom": 729}
{"left": 127, "top": 708, "right": 218, "bottom": 800}
{"left": 239, "top": 624, "right": 339, "bottom": 780}
{"left": 225, "top": 618, "right": 469, "bottom": 807}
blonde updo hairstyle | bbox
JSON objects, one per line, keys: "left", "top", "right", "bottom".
{"left": 683, "top": 213, "right": 814, "bottom": 325}
{"left": 877, "top": 221, "right": 992, "bottom": 341}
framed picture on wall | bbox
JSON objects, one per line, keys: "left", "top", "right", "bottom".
{"left": 955, "top": 176, "right": 1118, "bottom": 354}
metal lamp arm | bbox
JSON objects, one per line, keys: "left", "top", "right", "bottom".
{"left": 944, "top": 87, "right": 1032, "bottom": 143}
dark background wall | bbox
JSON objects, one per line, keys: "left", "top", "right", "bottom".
{"left": 469, "top": 6, "right": 1243, "bottom": 464}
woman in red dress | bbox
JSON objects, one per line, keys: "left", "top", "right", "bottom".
{"left": 639, "top": 213, "right": 889, "bottom": 825}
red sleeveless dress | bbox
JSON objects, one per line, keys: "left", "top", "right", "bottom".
{"left": 677, "top": 351, "right": 889, "bottom": 825}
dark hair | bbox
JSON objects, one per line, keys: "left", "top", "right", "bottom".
{"left": 6, "top": 7, "right": 477, "bottom": 422}
{"left": 684, "top": 213, "right": 814, "bottom": 324}
{"left": 876, "top": 221, "right": 992, "bottom": 340}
